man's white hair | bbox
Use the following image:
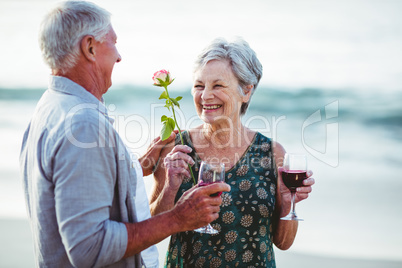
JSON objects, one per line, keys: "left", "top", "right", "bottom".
{"left": 39, "top": 1, "right": 111, "bottom": 74}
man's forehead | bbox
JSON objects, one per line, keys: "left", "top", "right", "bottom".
{"left": 106, "top": 26, "right": 117, "bottom": 40}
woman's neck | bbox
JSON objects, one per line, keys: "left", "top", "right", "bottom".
{"left": 201, "top": 120, "right": 247, "bottom": 149}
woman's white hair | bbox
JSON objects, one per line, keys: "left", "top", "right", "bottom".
{"left": 194, "top": 37, "right": 263, "bottom": 116}
{"left": 39, "top": 1, "right": 111, "bottom": 74}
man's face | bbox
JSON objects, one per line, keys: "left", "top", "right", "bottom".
{"left": 94, "top": 26, "right": 121, "bottom": 94}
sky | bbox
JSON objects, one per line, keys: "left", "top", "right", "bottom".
{"left": 0, "top": 0, "right": 401, "bottom": 91}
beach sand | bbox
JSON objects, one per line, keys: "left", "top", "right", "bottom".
{"left": 1, "top": 218, "right": 401, "bottom": 268}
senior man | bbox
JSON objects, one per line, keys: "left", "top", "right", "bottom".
{"left": 19, "top": 1, "right": 229, "bottom": 267}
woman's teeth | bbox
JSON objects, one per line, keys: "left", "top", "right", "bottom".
{"left": 203, "top": 105, "right": 222, "bottom": 110}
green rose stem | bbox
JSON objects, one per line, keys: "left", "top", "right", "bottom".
{"left": 153, "top": 71, "right": 197, "bottom": 185}
{"left": 162, "top": 85, "right": 196, "bottom": 185}
{"left": 162, "top": 85, "right": 183, "bottom": 142}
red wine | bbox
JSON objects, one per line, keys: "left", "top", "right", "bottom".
{"left": 282, "top": 170, "right": 307, "bottom": 192}
{"left": 198, "top": 181, "right": 222, "bottom": 197}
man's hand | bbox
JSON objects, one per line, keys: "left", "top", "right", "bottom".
{"left": 139, "top": 131, "right": 178, "bottom": 176}
{"left": 171, "top": 183, "right": 231, "bottom": 231}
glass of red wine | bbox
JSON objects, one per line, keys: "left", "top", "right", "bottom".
{"left": 280, "top": 153, "right": 307, "bottom": 221}
{"left": 194, "top": 161, "right": 225, "bottom": 234}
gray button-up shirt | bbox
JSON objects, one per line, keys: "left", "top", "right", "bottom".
{"left": 20, "top": 76, "right": 143, "bottom": 267}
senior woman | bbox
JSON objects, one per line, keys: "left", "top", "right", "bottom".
{"left": 150, "top": 38, "right": 315, "bottom": 267}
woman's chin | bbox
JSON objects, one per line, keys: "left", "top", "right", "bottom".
{"left": 200, "top": 116, "right": 213, "bottom": 124}
{"left": 200, "top": 114, "right": 231, "bottom": 126}
{"left": 199, "top": 113, "right": 216, "bottom": 124}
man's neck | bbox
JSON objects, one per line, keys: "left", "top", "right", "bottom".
{"left": 53, "top": 68, "right": 104, "bottom": 101}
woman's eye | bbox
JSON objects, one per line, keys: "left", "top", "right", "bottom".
{"left": 194, "top": 85, "right": 204, "bottom": 89}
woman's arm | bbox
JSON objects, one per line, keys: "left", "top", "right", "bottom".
{"left": 271, "top": 141, "right": 315, "bottom": 250}
{"left": 150, "top": 141, "right": 194, "bottom": 216}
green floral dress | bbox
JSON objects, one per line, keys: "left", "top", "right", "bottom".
{"left": 165, "top": 131, "right": 278, "bottom": 268}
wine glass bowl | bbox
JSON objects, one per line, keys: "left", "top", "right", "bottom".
{"left": 194, "top": 161, "right": 225, "bottom": 234}
{"left": 280, "top": 153, "right": 307, "bottom": 221}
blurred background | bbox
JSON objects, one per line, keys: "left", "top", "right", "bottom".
{"left": 1, "top": 0, "right": 401, "bottom": 267}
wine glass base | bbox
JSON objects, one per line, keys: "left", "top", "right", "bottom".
{"left": 280, "top": 214, "right": 304, "bottom": 221}
{"left": 194, "top": 224, "right": 218, "bottom": 234}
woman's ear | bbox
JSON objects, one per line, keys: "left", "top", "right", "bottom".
{"left": 242, "top": 84, "right": 254, "bottom": 103}
{"left": 80, "top": 35, "right": 96, "bottom": 62}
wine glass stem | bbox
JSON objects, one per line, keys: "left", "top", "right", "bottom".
{"left": 291, "top": 191, "right": 296, "bottom": 216}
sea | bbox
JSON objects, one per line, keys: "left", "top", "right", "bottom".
{"left": 1, "top": 85, "right": 402, "bottom": 262}
{"left": 1, "top": 0, "right": 402, "bottom": 264}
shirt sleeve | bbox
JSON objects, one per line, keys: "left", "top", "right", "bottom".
{"left": 52, "top": 120, "right": 127, "bottom": 267}
{"left": 131, "top": 156, "right": 159, "bottom": 267}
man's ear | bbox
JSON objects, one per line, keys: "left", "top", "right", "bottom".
{"left": 242, "top": 85, "right": 254, "bottom": 103}
{"left": 80, "top": 35, "right": 96, "bottom": 62}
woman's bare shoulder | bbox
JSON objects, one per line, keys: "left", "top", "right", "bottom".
{"left": 271, "top": 141, "right": 286, "bottom": 166}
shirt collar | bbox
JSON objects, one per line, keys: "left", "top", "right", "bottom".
{"left": 48, "top": 75, "right": 114, "bottom": 124}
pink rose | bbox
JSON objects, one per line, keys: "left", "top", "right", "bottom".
{"left": 152, "top": 69, "right": 173, "bottom": 86}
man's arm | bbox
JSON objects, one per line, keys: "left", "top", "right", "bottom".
{"left": 123, "top": 182, "right": 230, "bottom": 258}
{"left": 56, "top": 120, "right": 230, "bottom": 263}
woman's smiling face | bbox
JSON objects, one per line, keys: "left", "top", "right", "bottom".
{"left": 192, "top": 59, "right": 249, "bottom": 125}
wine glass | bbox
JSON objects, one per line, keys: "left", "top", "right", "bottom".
{"left": 280, "top": 153, "right": 307, "bottom": 221}
{"left": 194, "top": 161, "right": 225, "bottom": 234}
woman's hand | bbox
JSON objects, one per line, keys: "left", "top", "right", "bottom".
{"left": 163, "top": 145, "right": 195, "bottom": 190}
{"left": 278, "top": 167, "right": 315, "bottom": 204}
{"left": 295, "top": 170, "right": 315, "bottom": 203}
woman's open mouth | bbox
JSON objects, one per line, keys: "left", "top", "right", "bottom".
{"left": 203, "top": 105, "right": 222, "bottom": 110}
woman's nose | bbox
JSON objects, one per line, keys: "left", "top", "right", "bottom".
{"left": 201, "top": 88, "right": 213, "bottom": 100}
